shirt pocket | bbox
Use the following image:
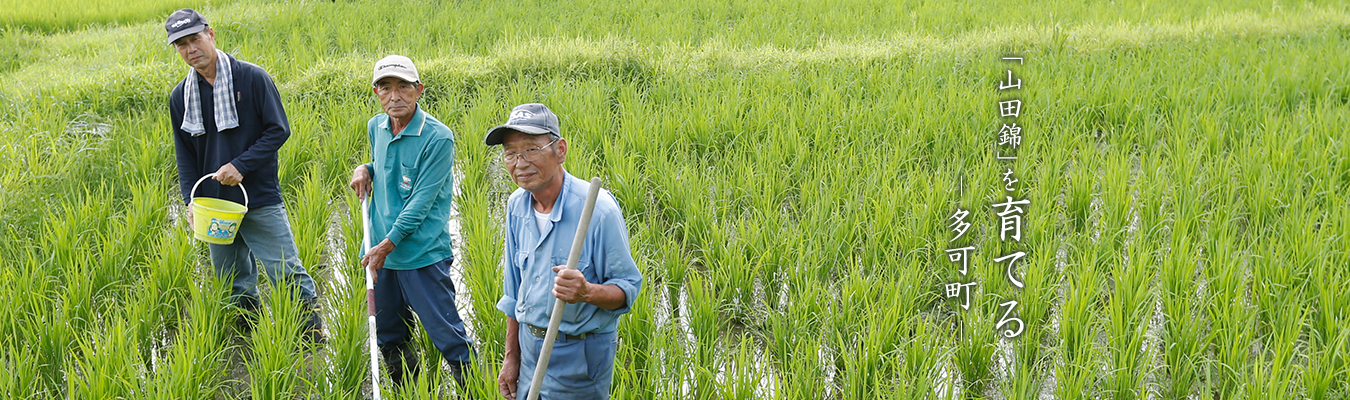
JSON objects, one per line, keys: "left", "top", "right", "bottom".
{"left": 397, "top": 163, "right": 417, "bottom": 199}
{"left": 513, "top": 249, "right": 529, "bottom": 298}
{"left": 514, "top": 250, "right": 530, "bottom": 272}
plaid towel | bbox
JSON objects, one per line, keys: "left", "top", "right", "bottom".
{"left": 180, "top": 49, "right": 239, "bottom": 136}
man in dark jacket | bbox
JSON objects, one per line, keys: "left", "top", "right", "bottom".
{"left": 165, "top": 8, "right": 324, "bottom": 342}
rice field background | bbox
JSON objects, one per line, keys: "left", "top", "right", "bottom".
{"left": 2, "top": 0, "right": 1349, "bottom": 399}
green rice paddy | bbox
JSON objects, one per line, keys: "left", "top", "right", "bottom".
{"left": 2, "top": 0, "right": 1348, "bottom": 398}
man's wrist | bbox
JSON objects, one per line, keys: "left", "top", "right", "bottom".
{"left": 228, "top": 161, "right": 246, "bottom": 176}
{"left": 580, "top": 282, "right": 595, "bottom": 304}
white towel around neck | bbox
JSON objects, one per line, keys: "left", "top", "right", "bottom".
{"left": 180, "top": 49, "right": 239, "bottom": 136}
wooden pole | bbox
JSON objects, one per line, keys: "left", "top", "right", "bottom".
{"left": 527, "top": 177, "right": 603, "bottom": 400}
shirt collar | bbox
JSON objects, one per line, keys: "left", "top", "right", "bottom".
{"left": 548, "top": 170, "right": 572, "bottom": 223}
{"left": 516, "top": 169, "right": 573, "bottom": 221}
{"left": 377, "top": 105, "right": 426, "bottom": 138}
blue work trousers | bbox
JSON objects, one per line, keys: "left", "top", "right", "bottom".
{"left": 375, "top": 257, "right": 475, "bottom": 364}
{"left": 516, "top": 322, "right": 617, "bottom": 400}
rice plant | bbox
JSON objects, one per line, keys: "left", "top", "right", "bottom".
{"left": 67, "top": 316, "right": 145, "bottom": 399}
{"left": 147, "top": 274, "right": 232, "bottom": 400}
{"left": 246, "top": 275, "right": 313, "bottom": 399}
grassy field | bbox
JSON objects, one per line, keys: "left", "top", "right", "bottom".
{"left": 2, "top": 0, "right": 1349, "bottom": 399}
{"left": 0, "top": 0, "right": 227, "bottom": 33}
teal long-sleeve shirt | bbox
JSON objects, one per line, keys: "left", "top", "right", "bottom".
{"left": 362, "top": 106, "right": 455, "bottom": 270}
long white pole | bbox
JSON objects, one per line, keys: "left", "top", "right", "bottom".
{"left": 526, "top": 177, "right": 603, "bottom": 400}
{"left": 360, "top": 197, "right": 382, "bottom": 400}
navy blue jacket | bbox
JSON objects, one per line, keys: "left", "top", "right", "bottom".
{"left": 169, "top": 53, "right": 287, "bottom": 208}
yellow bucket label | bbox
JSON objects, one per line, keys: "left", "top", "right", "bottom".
{"left": 208, "top": 217, "right": 240, "bottom": 239}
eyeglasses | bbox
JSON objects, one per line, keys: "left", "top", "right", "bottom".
{"left": 502, "top": 138, "right": 559, "bottom": 164}
{"left": 374, "top": 81, "right": 419, "bottom": 96}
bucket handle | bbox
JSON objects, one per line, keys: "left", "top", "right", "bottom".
{"left": 190, "top": 173, "right": 249, "bottom": 208}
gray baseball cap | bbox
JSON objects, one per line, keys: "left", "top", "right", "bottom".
{"left": 164, "top": 9, "right": 208, "bottom": 45}
{"left": 484, "top": 103, "right": 561, "bottom": 146}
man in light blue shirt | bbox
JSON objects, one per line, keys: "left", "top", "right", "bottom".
{"left": 349, "top": 55, "right": 473, "bottom": 387}
{"left": 487, "top": 103, "right": 643, "bottom": 400}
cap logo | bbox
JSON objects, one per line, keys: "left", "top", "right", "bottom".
{"left": 379, "top": 64, "right": 408, "bottom": 70}
{"left": 170, "top": 18, "right": 192, "bottom": 28}
{"left": 509, "top": 110, "right": 534, "bottom": 123}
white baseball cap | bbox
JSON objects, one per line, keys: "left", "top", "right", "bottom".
{"left": 372, "top": 55, "right": 419, "bottom": 85}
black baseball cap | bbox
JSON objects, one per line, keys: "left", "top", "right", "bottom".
{"left": 484, "top": 103, "right": 562, "bottom": 146}
{"left": 165, "top": 9, "right": 208, "bottom": 45}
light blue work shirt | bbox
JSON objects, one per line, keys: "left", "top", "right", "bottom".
{"left": 496, "top": 172, "right": 643, "bottom": 336}
{"left": 361, "top": 106, "right": 455, "bottom": 270}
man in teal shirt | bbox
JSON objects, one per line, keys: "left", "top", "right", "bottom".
{"left": 349, "top": 55, "right": 473, "bottom": 387}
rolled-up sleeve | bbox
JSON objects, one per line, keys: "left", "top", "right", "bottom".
{"left": 593, "top": 204, "right": 642, "bottom": 315}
